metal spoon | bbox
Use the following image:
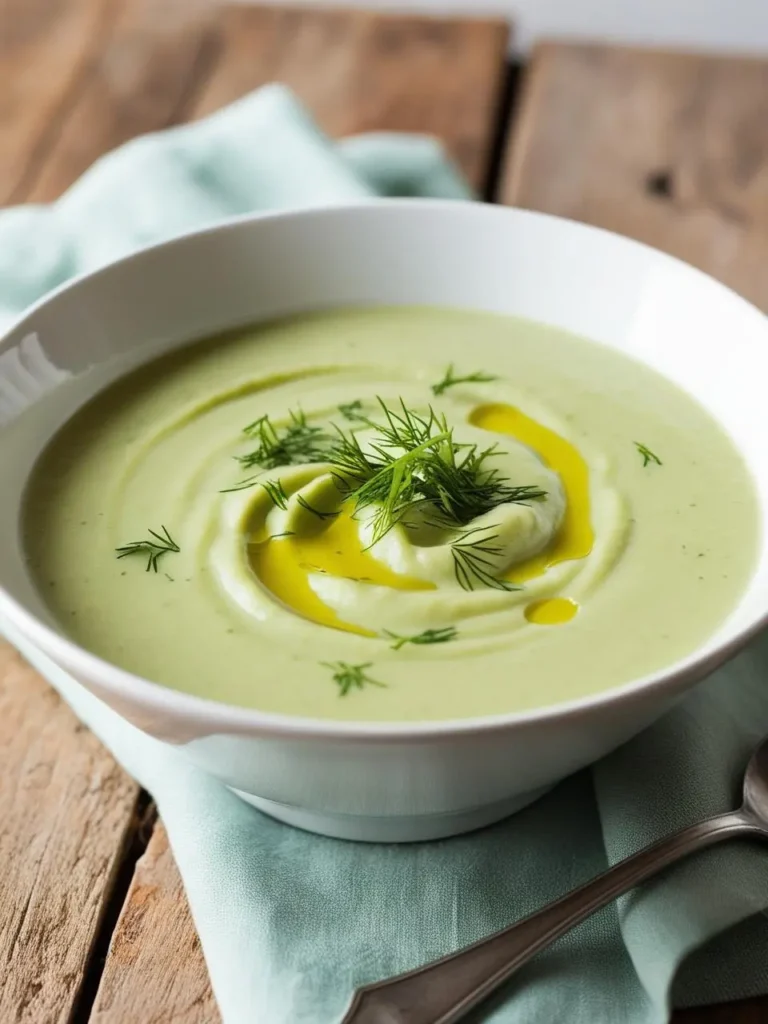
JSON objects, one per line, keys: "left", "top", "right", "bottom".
{"left": 342, "top": 736, "right": 768, "bottom": 1024}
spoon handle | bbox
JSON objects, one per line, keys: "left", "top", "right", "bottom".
{"left": 342, "top": 810, "right": 760, "bottom": 1024}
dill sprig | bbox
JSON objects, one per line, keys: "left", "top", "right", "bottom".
{"left": 231, "top": 397, "right": 545, "bottom": 593}
{"left": 329, "top": 399, "right": 546, "bottom": 547}
{"left": 431, "top": 365, "right": 497, "bottom": 397}
{"left": 635, "top": 442, "right": 662, "bottom": 467}
{"left": 322, "top": 661, "right": 386, "bottom": 697}
{"left": 220, "top": 477, "right": 261, "bottom": 494}
{"left": 338, "top": 399, "right": 365, "bottom": 422}
{"left": 384, "top": 626, "right": 458, "bottom": 650}
{"left": 239, "top": 410, "right": 333, "bottom": 470}
{"left": 116, "top": 525, "right": 180, "bottom": 573}
{"left": 261, "top": 479, "right": 289, "bottom": 510}
{"left": 451, "top": 526, "right": 520, "bottom": 593}
{"left": 296, "top": 495, "right": 340, "bottom": 520}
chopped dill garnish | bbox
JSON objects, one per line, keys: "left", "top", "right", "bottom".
{"left": 431, "top": 365, "right": 497, "bottom": 397}
{"left": 329, "top": 399, "right": 546, "bottom": 547}
{"left": 338, "top": 399, "right": 365, "bottom": 422}
{"left": 220, "top": 476, "right": 261, "bottom": 493}
{"left": 116, "top": 525, "right": 180, "bottom": 573}
{"left": 634, "top": 442, "right": 662, "bottom": 467}
{"left": 322, "top": 661, "right": 386, "bottom": 696}
{"left": 239, "top": 410, "right": 333, "bottom": 470}
{"left": 384, "top": 626, "right": 458, "bottom": 650}
{"left": 260, "top": 478, "right": 289, "bottom": 510}
{"left": 296, "top": 495, "right": 340, "bottom": 520}
{"left": 228, "top": 396, "right": 545, "bottom": 593}
{"left": 451, "top": 526, "right": 520, "bottom": 593}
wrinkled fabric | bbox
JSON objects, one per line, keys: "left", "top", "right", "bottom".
{"left": 3, "top": 84, "right": 767, "bottom": 1024}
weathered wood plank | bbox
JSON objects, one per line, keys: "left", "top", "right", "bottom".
{"left": 502, "top": 42, "right": 768, "bottom": 311}
{"left": 88, "top": 824, "right": 217, "bottom": 1024}
{"left": 191, "top": 6, "right": 510, "bottom": 190}
{"left": 8, "top": 1, "right": 508, "bottom": 205}
{"left": 82, "top": 5, "right": 510, "bottom": 1021}
{"left": 0, "top": 642, "right": 141, "bottom": 1024}
{"left": 503, "top": 41, "right": 768, "bottom": 1024}
{"left": 21, "top": 0, "right": 220, "bottom": 203}
{"left": 0, "top": 0, "right": 110, "bottom": 204}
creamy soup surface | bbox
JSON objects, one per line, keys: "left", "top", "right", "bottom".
{"left": 24, "top": 307, "right": 759, "bottom": 721}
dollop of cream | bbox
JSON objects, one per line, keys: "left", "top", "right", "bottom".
{"left": 208, "top": 378, "right": 628, "bottom": 641}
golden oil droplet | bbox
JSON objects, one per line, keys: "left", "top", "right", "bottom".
{"left": 525, "top": 597, "right": 579, "bottom": 626}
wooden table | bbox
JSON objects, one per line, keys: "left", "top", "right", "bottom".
{"left": 2, "top": 4, "right": 768, "bottom": 1021}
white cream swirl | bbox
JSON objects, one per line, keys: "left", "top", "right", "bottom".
{"left": 206, "top": 376, "right": 627, "bottom": 641}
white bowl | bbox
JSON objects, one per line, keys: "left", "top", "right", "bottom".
{"left": 2, "top": 201, "right": 768, "bottom": 842}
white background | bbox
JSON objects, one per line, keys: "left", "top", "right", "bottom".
{"left": 255, "top": 0, "right": 768, "bottom": 55}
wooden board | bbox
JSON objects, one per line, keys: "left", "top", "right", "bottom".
{"left": 16, "top": 0, "right": 221, "bottom": 204}
{"left": 503, "top": 41, "right": 768, "bottom": 1024}
{"left": 190, "top": 5, "right": 509, "bottom": 190}
{"left": 502, "top": 42, "right": 768, "bottom": 311}
{"left": 0, "top": 643, "right": 141, "bottom": 1024}
{"left": 5, "top": 0, "right": 508, "bottom": 203}
{"left": 88, "top": 824, "right": 217, "bottom": 1024}
{"left": 0, "top": 4, "right": 510, "bottom": 1022}
{"left": 0, "top": 0, "right": 110, "bottom": 204}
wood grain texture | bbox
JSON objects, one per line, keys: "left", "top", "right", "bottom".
{"left": 20, "top": 0, "right": 220, "bottom": 203}
{"left": 0, "top": 6, "right": 200, "bottom": 1018}
{"left": 88, "top": 824, "right": 218, "bottom": 1024}
{"left": 0, "top": 0, "right": 110, "bottom": 204}
{"left": 190, "top": 6, "right": 509, "bottom": 189}
{"left": 4, "top": 0, "right": 509, "bottom": 203}
{"left": 0, "top": 642, "right": 141, "bottom": 1024}
{"left": 503, "top": 43, "right": 768, "bottom": 311}
{"left": 503, "top": 41, "right": 768, "bottom": 1024}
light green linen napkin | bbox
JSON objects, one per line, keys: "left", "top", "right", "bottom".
{"left": 3, "top": 85, "right": 768, "bottom": 1023}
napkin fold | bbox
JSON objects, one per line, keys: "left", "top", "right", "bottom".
{"left": 3, "top": 85, "right": 768, "bottom": 1023}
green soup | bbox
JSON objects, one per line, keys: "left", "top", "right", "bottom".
{"left": 24, "top": 307, "right": 759, "bottom": 721}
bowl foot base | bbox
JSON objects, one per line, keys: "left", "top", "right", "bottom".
{"left": 229, "top": 786, "right": 553, "bottom": 842}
